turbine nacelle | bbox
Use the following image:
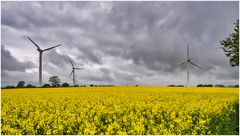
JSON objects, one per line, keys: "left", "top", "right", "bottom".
{"left": 37, "top": 48, "right": 42, "bottom": 52}
{"left": 72, "top": 67, "right": 84, "bottom": 70}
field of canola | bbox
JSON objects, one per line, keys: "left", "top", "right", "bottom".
{"left": 1, "top": 87, "right": 239, "bottom": 135}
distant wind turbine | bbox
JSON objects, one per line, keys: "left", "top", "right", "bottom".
{"left": 27, "top": 37, "right": 61, "bottom": 87}
{"left": 69, "top": 57, "right": 84, "bottom": 86}
{"left": 175, "top": 45, "right": 201, "bottom": 87}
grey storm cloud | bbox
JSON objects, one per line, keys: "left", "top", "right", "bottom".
{"left": 1, "top": 45, "right": 34, "bottom": 72}
{"left": 1, "top": 1, "right": 239, "bottom": 86}
{"left": 77, "top": 47, "right": 102, "bottom": 65}
{"left": 46, "top": 50, "right": 70, "bottom": 67}
{"left": 84, "top": 68, "right": 113, "bottom": 82}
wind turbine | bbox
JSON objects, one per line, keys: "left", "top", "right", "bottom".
{"left": 69, "top": 58, "right": 84, "bottom": 86}
{"left": 175, "top": 45, "right": 201, "bottom": 87}
{"left": 27, "top": 37, "right": 61, "bottom": 87}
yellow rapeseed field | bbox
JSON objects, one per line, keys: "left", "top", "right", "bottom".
{"left": 1, "top": 86, "right": 239, "bottom": 135}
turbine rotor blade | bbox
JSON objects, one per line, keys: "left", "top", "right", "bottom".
{"left": 27, "top": 37, "right": 41, "bottom": 50}
{"left": 42, "top": 44, "right": 61, "bottom": 51}
{"left": 69, "top": 70, "right": 73, "bottom": 78}
{"left": 75, "top": 68, "right": 84, "bottom": 70}
{"left": 175, "top": 60, "right": 188, "bottom": 69}
{"left": 189, "top": 61, "right": 201, "bottom": 69}
{"left": 187, "top": 45, "right": 189, "bottom": 59}
{"left": 68, "top": 57, "right": 74, "bottom": 67}
{"left": 75, "top": 79, "right": 78, "bottom": 84}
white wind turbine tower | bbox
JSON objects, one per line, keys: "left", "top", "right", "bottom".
{"left": 27, "top": 37, "right": 61, "bottom": 87}
{"left": 175, "top": 45, "right": 201, "bottom": 87}
{"left": 69, "top": 58, "right": 84, "bottom": 86}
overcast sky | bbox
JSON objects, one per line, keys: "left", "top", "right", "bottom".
{"left": 1, "top": 1, "right": 239, "bottom": 87}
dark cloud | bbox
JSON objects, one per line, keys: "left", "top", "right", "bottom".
{"left": 77, "top": 47, "right": 102, "bottom": 64}
{"left": 1, "top": 45, "right": 34, "bottom": 72}
{"left": 83, "top": 68, "right": 113, "bottom": 82}
{"left": 1, "top": 1, "right": 239, "bottom": 86}
{"left": 216, "top": 68, "right": 239, "bottom": 80}
{"left": 45, "top": 50, "right": 70, "bottom": 67}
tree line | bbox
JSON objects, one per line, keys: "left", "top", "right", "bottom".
{"left": 2, "top": 76, "right": 117, "bottom": 89}
{"left": 167, "top": 84, "right": 238, "bottom": 88}
{"left": 3, "top": 76, "right": 79, "bottom": 89}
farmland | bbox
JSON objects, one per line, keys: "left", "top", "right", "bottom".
{"left": 1, "top": 87, "right": 239, "bottom": 135}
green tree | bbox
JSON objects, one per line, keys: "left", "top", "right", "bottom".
{"left": 16, "top": 81, "right": 25, "bottom": 88}
{"left": 220, "top": 19, "right": 239, "bottom": 67}
{"left": 49, "top": 76, "right": 61, "bottom": 87}
{"left": 26, "top": 84, "right": 36, "bottom": 88}
{"left": 42, "top": 84, "right": 51, "bottom": 88}
{"left": 61, "top": 82, "right": 70, "bottom": 87}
